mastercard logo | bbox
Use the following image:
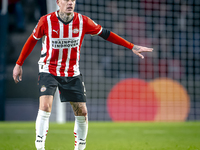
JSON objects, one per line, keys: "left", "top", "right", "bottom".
{"left": 107, "top": 78, "right": 190, "bottom": 122}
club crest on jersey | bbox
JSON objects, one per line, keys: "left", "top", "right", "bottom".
{"left": 72, "top": 28, "right": 79, "bottom": 34}
{"left": 41, "top": 85, "right": 46, "bottom": 92}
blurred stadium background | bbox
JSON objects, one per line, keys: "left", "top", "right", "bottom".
{"left": 0, "top": 0, "right": 200, "bottom": 122}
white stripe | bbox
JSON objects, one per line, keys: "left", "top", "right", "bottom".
{"left": 41, "top": 36, "right": 47, "bottom": 56}
{"left": 91, "top": 27, "right": 103, "bottom": 36}
{"left": 38, "top": 36, "right": 47, "bottom": 68}
{"left": 56, "top": 21, "right": 64, "bottom": 76}
{"left": 38, "top": 15, "right": 51, "bottom": 74}
{"left": 73, "top": 14, "right": 83, "bottom": 76}
{"left": 97, "top": 27, "right": 103, "bottom": 35}
{"left": 55, "top": 11, "right": 58, "bottom": 17}
{"left": 33, "top": 35, "right": 40, "bottom": 40}
{"left": 46, "top": 15, "right": 52, "bottom": 66}
{"left": 64, "top": 20, "right": 73, "bottom": 76}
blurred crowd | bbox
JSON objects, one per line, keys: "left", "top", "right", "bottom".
{"left": 0, "top": 0, "right": 47, "bottom": 32}
{"left": 88, "top": 0, "right": 200, "bottom": 81}
{"left": 1, "top": 0, "right": 199, "bottom": 81}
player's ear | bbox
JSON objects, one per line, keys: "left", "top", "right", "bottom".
{"left": 56, "top": 0, "right": 59, "bottom": 5}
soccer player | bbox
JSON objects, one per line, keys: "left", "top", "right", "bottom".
{"left": 13, "top": 0, "right": 153, "bottom": 150}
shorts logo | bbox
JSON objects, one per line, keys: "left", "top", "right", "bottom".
{"left": 72, "top": 28, "right": 79, "bottom": 34}
{"left": 41, "top": 85, "right": 46, "bottom": 92}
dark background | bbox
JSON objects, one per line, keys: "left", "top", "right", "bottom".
{"left": 0, "top": 0, "right": 199, "bottom": 121}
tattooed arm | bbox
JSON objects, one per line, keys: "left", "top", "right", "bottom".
{"left": 132, "top": 45, "right": 153, "bottom": 59}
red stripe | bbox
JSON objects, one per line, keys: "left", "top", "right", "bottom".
{"left": 67, "top": 47, "right": 77, "bottom": 77}
{"left": 78, "top": 35, "right": 84, "bottom": 60}
{"left": 67, "top": 14, "right": 80, "bottom": 77}
{"left": 49, "top": 49, "right": 59, "bottom": 76}
{"left": 72, "top": 14, "right": 79, "bottom": 38}
{"left": 60, "top": 48, "right": 68, "bottom": 76}
{"left": 44, "top": 36, "right": 50, "bottom": 65}
{"left": 64, "top": 24, "right": 69, "bottom": 38}
{"left": 60, "top": 24, "right": 69, "bottom": 76}
{"left": 49, "top": 16, "right": 60, "bottom": 76}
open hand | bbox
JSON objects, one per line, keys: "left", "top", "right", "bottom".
{"left": 132, "top": 45, "right": 153, "bottom": 59}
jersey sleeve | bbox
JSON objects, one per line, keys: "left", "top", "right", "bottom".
{"left": 85, "top": 16, "right": 102, "bottom": 36}
{"left": 16, "top": 34, "right": 38, "bottom": 66}
{"left": 106, "top": 31, "right": 134, "bottom": 50}
{"left": 32, "top": 16, "right": 46, "bottom": 40}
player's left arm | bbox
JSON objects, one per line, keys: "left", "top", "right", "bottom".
{"left": 99, "top": 29, "right": 153, "bottom": 59}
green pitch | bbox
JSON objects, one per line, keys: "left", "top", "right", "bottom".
{"left": 0, "top": 122, "right": 199, "bottom": 150}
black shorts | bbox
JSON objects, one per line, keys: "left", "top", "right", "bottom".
{"left": 38, "top": 73, "right": 86, "bottom": 102}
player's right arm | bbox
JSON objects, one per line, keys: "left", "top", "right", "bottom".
{"left": 13, "top": 16, "right": 46, "bottom": 84}
{"left": 13, "top": 34, "right": 38, "bottom": 83}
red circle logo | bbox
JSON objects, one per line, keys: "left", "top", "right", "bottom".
{"left": 107, "top": 78, "right": 158, "bottom": 121}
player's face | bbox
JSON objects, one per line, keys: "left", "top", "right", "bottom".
{"left": 57, "top": 0, "right": 76, "bottom": 15}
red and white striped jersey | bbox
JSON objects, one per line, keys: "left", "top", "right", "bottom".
{"left": 33, "top": 11, "right": 102, "bottom": 77}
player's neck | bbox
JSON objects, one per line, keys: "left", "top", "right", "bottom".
{"left": 58, "top": 11, "right": 74, "bottom": 23}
